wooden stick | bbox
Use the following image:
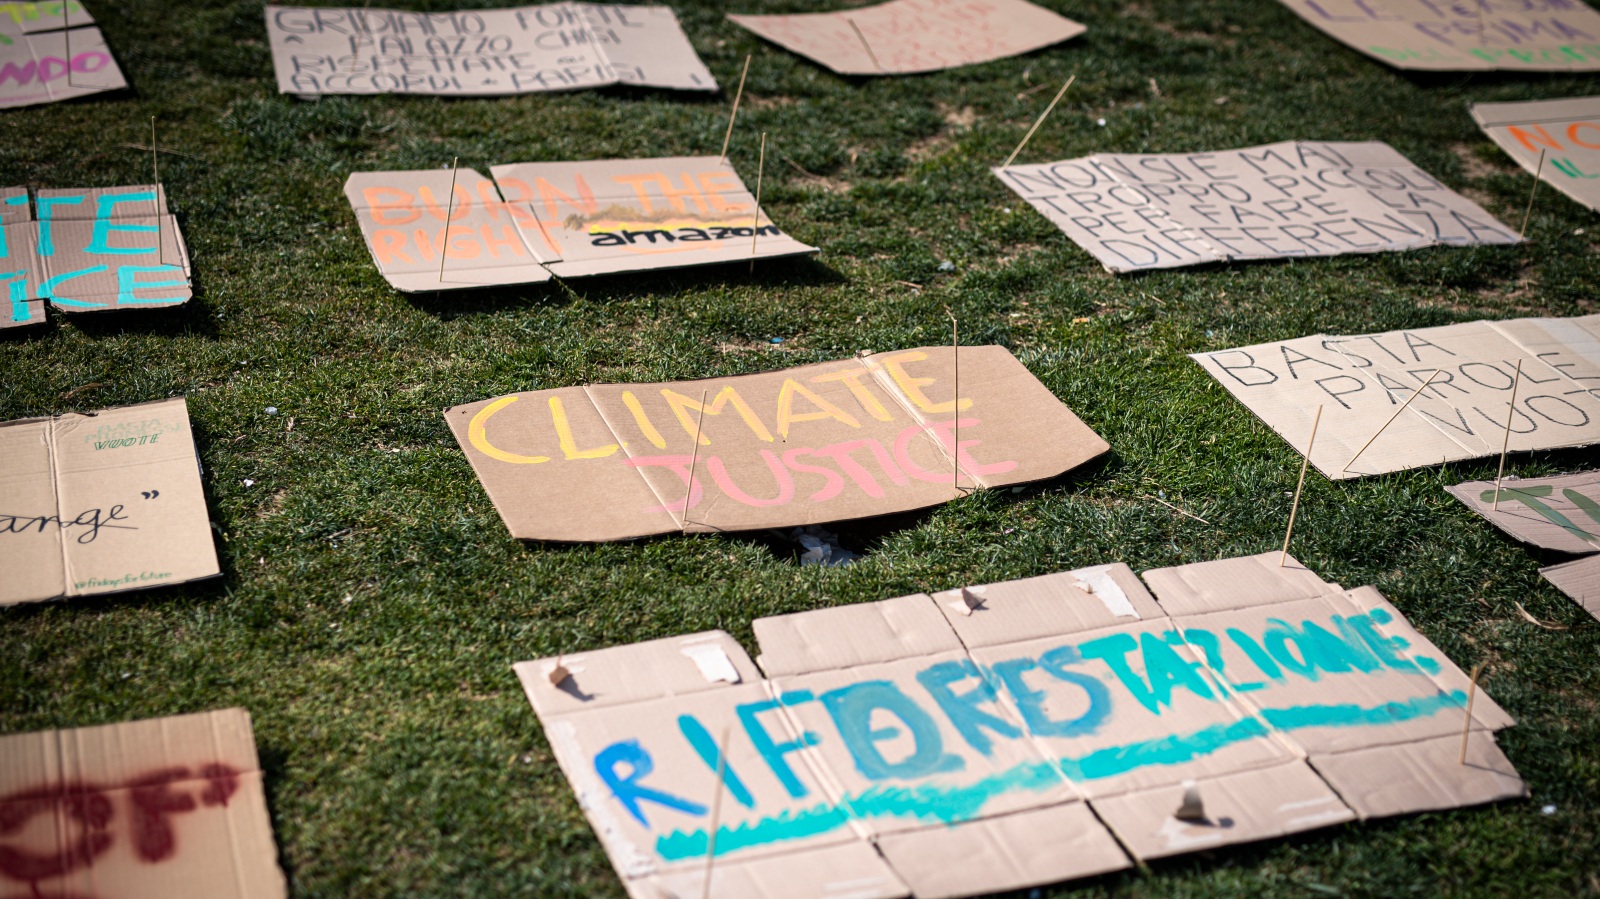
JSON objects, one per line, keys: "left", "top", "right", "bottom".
{"left": 1280, "top": 404, "right": 1323, "bottom": 567}
{"left": 64, "top": 0, "right": 71, "bottom": 86}
{"left": 151, "top": 117, "right": 163, "bottom": 266}
{"left": 847, "top": 17, "right": 882, "bottom": 73}
{"left": 684, "top": 389, "right": 708, "bottom": 532}
{"left": 948, "top": 307, "right": 960, "bottom": 492}
{"left": 1343, "top": 370, "right": 1442, "bottom": 473}
{"left": 749, "top": 133, "right": 765, "bottom": 274}
{"left": 1519, "top": 149, "right": 1546, "bottom": 239}
{"left": 438, "top": 157, "right": 459, "bottom": 283}
{"left": 1002, "top": 75, "right": 1075, "bottom": 169}
{"left": 701, "top": 725, "right": 731, "bottom": 899}
{"left": 719, "top": 55, "right": 750, "bottom": 164}
{"left": 1492, "top": 359, "right": 1523, "bottom": 510}
{"left": 1459, "top": 662, "right": 1484, "bottom": 765}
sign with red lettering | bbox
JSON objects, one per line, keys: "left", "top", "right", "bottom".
{"left": 516, "top": 553, "right": 1523, "bottom": 897}
{"left": 0, "top": 3, "right": 126, "bottom": 108}
{"left": 995, "top": 141, "right": 1518, "bottom": 274}
{"left": 1473, "top": 96, "right": 1600, "bottom": 212}
{"left": 265, "top": 3, "right": 714, "bottom": 97}
{"left": 345, "top": 157, "right": 815, "bottom": 292}
{"left": 0, "top": 185, "right": 192, "bottom": 328}
{"left": 1191, "top": 314, "right": 1600, "bottom": 480}
{"left": 0, "top": 708, "right": 288, "bottom": 899}
{"left": 727, "top": 0, "right": 1085, "bottom": 76}
{"left": 445, "top": 346, "right": 1108, "bottom": 541}
{"left": 1276, "top": 0, "right": 1600, "bottom": 71}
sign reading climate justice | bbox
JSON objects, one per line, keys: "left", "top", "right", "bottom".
{"left": 445, "top": 346, "right": 1108, "bottom": 542}
{"left": 1276, "top": 0, "right": 1600, "bottom": 72}
{"left": 0, "top": 1, "right": 127, "bottom": 108}
{"left": 266, "top": 3, "right": 714, "bottom": 97}
{"left": 995, "top": 141, "right": 1519, "bottom": 273}
{"left": 518, "top": 554, "right": 1524, "bottom": 898}
{"left": 0, "top": 185, "right": 193, "bottom": 328}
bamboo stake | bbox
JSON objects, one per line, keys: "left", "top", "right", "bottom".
{"left": 1492, "top": 360, "right": 1523, "bottom": 510}
{"left": 1280, "top": 404, "right": 1323, "bottom": 567}
{"left": 847, "top": 17, "right": 882, "bottom": 73}
{"left": 1002, "top": 75, "right": 1075, "bottom": 169}
{"left": 151, "top": 117, "right": 163, "bottom": 266}
{"left": 1343, "top": 370, "right": 1442, "bottom": 473}
{"left": 948, "top": 308, "right": 960, "bottom": 492}
{"left": 684, "top": 389, "right": 708, "bottom": 532}
{"left": 749, "top": 133, "right": 766, "bottom": 273}
{"left": 700, "top": 726, "right": 731, "bottom": 899}
{"left": 719, "top": 55, "right": 751, "bottom": 164}
{"left": 1459, "top": 662, "right": 1484, "bottom": 765}
{"left": 1519, "top": 149, "right": 1546, "bottom": 239}
{"left": 438, "top": 157, "right": 459, "bottom": 283}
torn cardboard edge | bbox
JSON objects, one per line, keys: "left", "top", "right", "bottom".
{"left": 516, "top": 552, "right": 1524, "bottom": 898}
{"left": 1472, "top": 96, "right": 1600, "bottom": 214}
{"left": 0, "top": 708, "right": 289, "bottom": 899}
{"left": 0, "top": 184, "right": 193, "bottom": 328}
{"left": 0, "top": 396, "right": 221, "bottom": 606}
{"left": 727, "top": 0, "right": 1086, "bottom": 76}
{"left": 1191, "top": 314, "right": 1600, "bottom": 481}
{"left": 1274, "top": 0, "right": 1600, "bottom": 72}
{"left": 344, "top": 156, "right": 816, "bottom": 292}
{"left": 1447, "top": 470, "right": 1600, "bottom": 621}
{"left": 443, "top": 345, "right": 1109, "bottom": 542}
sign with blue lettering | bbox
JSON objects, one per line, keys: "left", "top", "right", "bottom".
{"left": 514, "top": 554, "right": 1526, "bottom": 898}
{"left": 0, "top": 184, "right": 192, "bottom": 328}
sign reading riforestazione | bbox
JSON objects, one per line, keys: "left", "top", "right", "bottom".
{"left": 0, "top": 1, "right": 127, "bottom": 107}
{"left": 265, "top": 3, "right": 715, "bottom": 97}
{"left": 995, "top": 141, "right": 1519, "bottom": 273}
{"left": 1473, "top": 96, "right": 1600, "bottom": 213}
{"left": 445, "top": 346, "right": 1108, "bottom": 541}
{"left": 1276, "top": 0, "right": 1600, "bottom": 71}
{"left": 516, "top": 553, "right": 1524, "bottom": 898}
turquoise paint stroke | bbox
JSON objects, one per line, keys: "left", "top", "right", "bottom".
{"left": 653, "top": 690, "right": 1467, "bottom": 862}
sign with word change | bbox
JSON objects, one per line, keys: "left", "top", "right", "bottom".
{"left": 1192, "top": 314, "right": 1600, "bottom": 480}
{"left": 446, "top": 346, "right": 1108, "bottom": 541}
{"left": 0, "top": 397, "right": 220, "bottom": 606}
{"left": 516, "top": 552, "right": 1524, "bottom": 898}
{"left": 727, "top": 0, "right": 1085, "bottom": 76}
{"left": 1473, "top": 96, "right": 1600, "bottom": 213}
{"left": 0, "top": 184, "right": 193, "bottom": 328}
{"left": 0, "top": 2, "right": 127, "bottom": 107}
{"left": 1276, "top": 0, "right": 1600, "bottom": 71}
{"left": 994, "top": 140, "right": 1519, "bottom": 273}
{"left": 0, "top": 708, "right": 288, "bottom": 899}
{"left": 1448, "top": 470, "right": 1600, "bottom": 619}
{"left": 345, "top": 157, "right": 816, "bottom": 291}
{"left": 266, "top": 3, "right": 714, "bottom": 97}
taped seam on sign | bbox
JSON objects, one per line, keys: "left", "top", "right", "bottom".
{"left": 682, "top": 642, "right": 741, "bottom": 684}
{"left": 1073, "top": 564, "right": 1138, "bottom": 618}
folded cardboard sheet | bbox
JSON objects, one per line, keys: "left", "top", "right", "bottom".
{"left": 266, "top": 3, "right": 714, "bottom": 97}
{"left": 0, "top": 397, "right": 220, "bottom": 605}
{"left": 0, "top": 184, "right": 193, "bottom": 328}
{"left": 1473, "top": 96, "right": 1600, "bottom": 213}
{"left": 727, "top": 0, "right": 1085, "bottom": 76}
{"left": 1275, "top": 0, "right": 1600, "bottom": 71}
{"left": 995, "top": 140, "right": 1519, "bottom": 273}
{"left": 1192, "top": 314, "right": 1600, "bottom": 479}
{"left": 345, "top": 157, "right": 815, "bottom": 292}
{"left": 0, "top": 708, "right": 288, "bottom": 898}
{"left": 516, "top": 553, "right": 1524, "bottom": 898}
{"left": 1447, "top": 470, "right": 1600, "bottom": 619}
{"left": 446, "top": 345, "right": 1107, "bottom": 541}
{"left": 0, "top": 2, "right": 127, "bottom": 108}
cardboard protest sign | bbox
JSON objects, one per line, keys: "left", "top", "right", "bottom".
{"left": 1275, "top": 0, "right": 1600, "bottom": 71}
{"left": 0, "top": 2, "right": 127, "bottom": 108}
{"left": 0, "top": 185, "right": 193, "bottom": 328}
{"left": 726, "top": 0, "right": 1085, "bottom": 76}
{"left": 265, "top": 3, "right": 714, "bottom": 97}
{"left": 515, "top": 552, "right": 1523, "bottom": 898}
{"left": 345, "top": 157, "right": 816, "bottom": 292}
{"left": 445, "top": 346, "right": 1108, "bottom": 541}
{"left": 1473, "top": 96, "right": 1600, "bottom": 213}
{"left": 995, "top": 140, "right": 1519, "bottom": 274}
{"left": 0, "top": 397, "right": 220, "bottom": 606}
{"left": 0, "top": 708, "right": 289, "bottom": 899}
{"left": 1192, "top": 314, "right": 1600, "bottom": 480}
{"left": 1447, "top": 470, "right": 1600, "bottom": 619}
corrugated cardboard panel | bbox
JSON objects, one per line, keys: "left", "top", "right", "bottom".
{"left": 1141, "top": 552, "right": 1333, "bottom": 615}
{"left": 0, "top": 1, "right": 95, "bottom": 36}
{"left": 625, "top": 840, "right": 909, "bottom": 899}
{"left": 1542, "top": 554, "right": 1600, "bottom": 620}
{"left": 0, "top": 708, "right": 288, "bottom": 898}
{"left": 1275, "top": 0, "right": 1600, "bottom": 72}
{"left": 1447, "top": 471, "right": 1600, "bottom": 554}
{"left": 1310, "top": 731, "right": 1526, "bottom": 820}
{"left": 0, "top": 26, "right": 127, "bottom": 109}
{"left": 929, "top": 564, "right": 1162, "bottom": 648}
{"left": 1473, "top": 97, "right": 1600, "bottom": 213}
{"left": 754, "top": 594, "right": 961, "bottom": 677}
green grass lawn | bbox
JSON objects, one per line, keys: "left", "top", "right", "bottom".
{"left": 4, "top": 0, "right": 1600, "bottom": 895}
